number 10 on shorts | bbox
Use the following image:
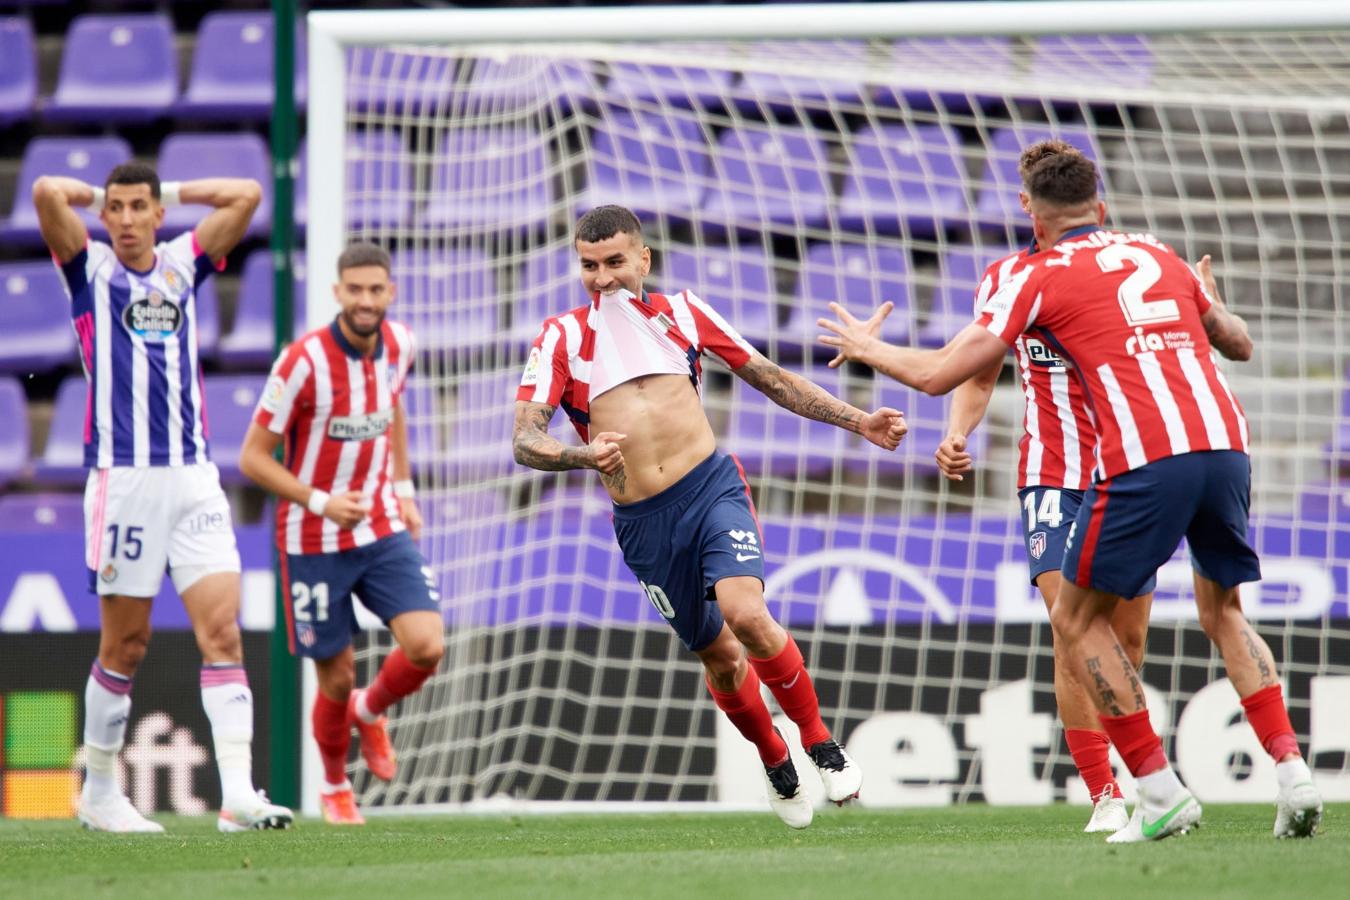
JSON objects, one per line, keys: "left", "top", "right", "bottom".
{"left": 640, "top": 581, "right": 675, "bottom": 619}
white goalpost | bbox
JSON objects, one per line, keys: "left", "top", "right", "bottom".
{"left": 302, "top": 1, "right": 1350, "bottom": 815}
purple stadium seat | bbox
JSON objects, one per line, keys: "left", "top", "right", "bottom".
{"left": 180, "top": 12, "right": 308, "bottom": 119}
{"left": 513, "top": 246, "right": 586, "bottom": 342}
{"left": 603, "top": 60, "right": 734, "bottom": 111}
{"left": 347, "top": 46, "right": 455, "bottom": 115}
{"left": 0, "top": 493, "right": 85, "bottom": 533}
{"left": 455, "top": 54, "right": 596, "bottom": 113}
{"left": 399, "top": 380, "right": 445, "bottom": 476}
{"left": 424, "top": 127, "right": 552, "bottom": 233}
{"left": 1299, "top": 482, "right": 1350, "bottom": 524}
{"left": 157, "top": 133, "right": 272, "bottom": 239}
{"left": 921, "top": 244, "right": 1016, "bottom": 347}
{"left": 0, "top": 18, "right": 37, "bottom": 126}
{"left": 46, "top": 14, "right": 177, "bottom": 122}
{"left": 579, "top": 108, "right": 711, "bottom": 222}
{"left": 0, "top": 377, "right": 29, "bottom": 487}
{"left": 0, "top": 262, "right": 78, "bottom": 374}
{"left": 201, "top": 375, "right": 265, "bottom": 484}
{"left": 1032, "top": 35, "right": 1153, "bottom": 91}
{"left": 785, "top": 243, "right": 913, "bottom": 348}
{"left": 219, "top": 250, "right": 308, "bottom": 369}
{"left": 391, "top": 249, "right": 498, "bottom": 351}
{"left": 3, "top": 136, "right": 133, "bottom": 247}
{"left": 871, "top": 381, "right": 988, "bottom": 477}
{"left": 348, "top": 131, "right": 411, "bottom": 231}
{"left": 975, "top": 126, "right": 1100, "bottom": 228}
{"left": 661, "top": 243, "right": 778, "bottom": 348}
{"left": 701, "top": 126, "right": 831, "bottom": 230}
{"left": 736, "top": 41, "right": 867, "bottom": 114}
{"left": 838, "top": 124, "right": 969, "bottom": 237}
{"left": 726, "top": 364, "right": 861, "bottom": 477}
{"left": 876, "top": 38, "right": 1015, "bottom": 111}
{"left": 34, "top": 376, "right": 87, "bottom": 485}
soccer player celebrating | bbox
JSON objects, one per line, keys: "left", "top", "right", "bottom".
{"left": 513, "top": 206, "right": 906, "bottom": 828}
{"left": 240, "top": 242, "right": 443, "bottom": 826}
{"left": 820, "top": 153, "right": 1322, "bottom": 842}
{"left": 34, "top": 164, "right": 291, "bottom": 832}
{"left": 935, "top": 140, "right": 1154, "bottom": 833}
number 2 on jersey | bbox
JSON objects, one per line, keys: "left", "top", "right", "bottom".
{"left": 1023, "top": 490, "right": 1064, "bottom": 530}
{"left": 1096, "top": 243, "right": 1180, "bottom": 327}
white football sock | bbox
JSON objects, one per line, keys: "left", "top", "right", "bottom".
{"left": 201, "top": 665, "right": 257, "bottom": 810}
{"left": 1276, "top": 756, "right": 1313, "bottom": 789}
{"left": 1136, "top": 764, "right": 1186, "bottom": 802}
{"left": 83, "top": 661, "right": 132, "bottom": 801}
{"left": 320, "top": 779, "right": 354, "bottom": 795}
{"left": 354, "top": 689, "right": 380, "bottom": 725}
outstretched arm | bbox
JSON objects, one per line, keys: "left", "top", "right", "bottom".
{"left": 936, "top": 357, "right": 1002, "bottom": 481}
{"left": 1195, "top": 255, "right": 1253, "bottom": 362}
{"left": 819, "top": 304, "right": 1009, "bottom": 397}
{"left": 31, "top": 176, "right": 94, "bottom": 264}
{"left": 183, "top": 178, "right": 263, "bottom": 267}
{"left": 734, "top": 352, "right": 906, "bottom": 450}
{"left": 512, "top": 400, "right": 630, "bottom": 494}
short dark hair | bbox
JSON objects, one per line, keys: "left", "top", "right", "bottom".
{"left": 1018, "top": 139, "right": 1082, "bottom": 183}
{"left": 337, "top": 242, "right": 391, "bottom": 277}
{"left": 106, "top": 161, "right": 161, "bottom": 199}
{"left": 575, "top": 205, "right": 642, "bottom": 244}
{"left": 1025, "top": 153, "right": 1099, "bottom": 209}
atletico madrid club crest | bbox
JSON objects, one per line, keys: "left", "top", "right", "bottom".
{"left": 1029, "top": 531, "right": 1047, "bottom": 561}
{"left": 297, "top": 622, "right": 316, "bottom": 648}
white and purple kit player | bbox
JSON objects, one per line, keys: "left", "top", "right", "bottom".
{"left": 34, "top": 163, "right": 291, "bottom": 833}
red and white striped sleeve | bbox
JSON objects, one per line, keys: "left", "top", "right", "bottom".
{"left": 682, "top": 290, "right": 754, "bottom": 370}
{"left": 254, "top": 342, "right": 313, "bottom": 435}
{"left": 976, "top": 263, "right": 1041, "bottom": 346}
{"left": 387, "top": 321, "right": 416, "bottom": 396}
{"left": 516, "top": 319, "right": 570, "bottom": 405}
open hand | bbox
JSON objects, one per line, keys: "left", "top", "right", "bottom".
{"left": 588, "top": 431, "right": 627, "bottom": 476}
{"left": 819, "top": 301, "right": 891, "bottom": 368}
{"left": 935, "top": 433, "right": 974, "bottom": 481}
{"left": 324, "top": 491, "right": 370, "bottom": 529}
{"left": 861, "top": 407, "right": 907, "bottom": 450}
{"left": 1195, "top": 254, "right": 1224, "bottom": 305}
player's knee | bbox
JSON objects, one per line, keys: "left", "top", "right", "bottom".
{"left": 197, "top": 617, "right": 243, "bottom": 662}
{"left": 320, "top": 664, "right": 355, "bottom": 699}
{"left": 1118, "top": 630, "right": 1147, "bottom": 670}
{"left": 723, "top": 606, "right": 779, "bottom": 649}
{"left": 1048, "top": 599, "right": 1082, "bottom": 645}
{"left": 106, "top": 630, "right": 151, "bottom": 673}
{"left": 403, "top": 636, "right": 443, "bottom": 671}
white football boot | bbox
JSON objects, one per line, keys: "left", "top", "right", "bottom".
{"left": 1273, "top": 781, "right": 1323, "bottom": 839}
{"left": 763, "top": 754, "right": 813, "bottom": 829}
{"left": 805, "top": 739, "right": 862, "bottom": 805}
{"left": 1106, "top": 788, "right": 1201, "bottom": 844}
{"left": 1084, "top": 787, "right": 1130, "bottom": 834}
{"left": 217, "top": 790, "right": 294, "bottom": 833}
{"left": 77, "top": 792, "right": 165, "bottom": 833}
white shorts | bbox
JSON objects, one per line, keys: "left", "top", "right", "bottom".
{"left": 84, "top": 463, "right": 242, "bottom": 597}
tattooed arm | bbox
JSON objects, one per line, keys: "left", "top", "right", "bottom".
{"left": 512, "top": 401, "right": 628, "bottom": 491}
{"left": 733, "top": 352, "right": 907, "bottom": 451}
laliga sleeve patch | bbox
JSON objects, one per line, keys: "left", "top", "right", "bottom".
{"left": 260, "top": 375, "right": 286, "bottom": 413}
{"left": 521, "top": 346, "right": 542, "bottom": 386}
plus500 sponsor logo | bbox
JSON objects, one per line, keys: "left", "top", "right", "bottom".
{"left": 327, "top": 409, "right": 393, "bottom": 442}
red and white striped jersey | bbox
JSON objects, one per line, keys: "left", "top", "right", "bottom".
{"left": 975, "top": 250, "right": 1096, "bottom": 490}
{"left": 253, "top": 319, "right": 416, "bottom": 555}
{"left": 516, "top": 288, "right": 754, "bottom": 442}
{"left": 977, "top": 225, "right": 1248, "bottom": 482}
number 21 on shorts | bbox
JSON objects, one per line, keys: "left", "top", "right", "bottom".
{"left": 292, "top": 581, "right": 330, "bottom": 622}
{"left": 1023, "top": 489, "right": 1064, "bottom": 530}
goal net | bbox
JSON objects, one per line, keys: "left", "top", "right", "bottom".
{"left": 303, "top": 3, "right": 1350, "bottom": 813}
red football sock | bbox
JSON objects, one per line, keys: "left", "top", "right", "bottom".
{"left": 706, "top": 667, "right": 789, "bottom": 766}
{"left": 312, "top": 691, "right": 352, "bottom": 786}
{"left": 748, "top": 634, "right": 831, "bottom": 749}
{"left": 1240, "top": 684, "right": 1301, "bottom": 760}
{"left": 1065, "top": 728, "right": 1122, "bottom": 800}
{"left": 365, "top": 647, "right": 436, "bottom": 718}
{"left": 1099, "top": 709, "right": 1167, "bottom": 777}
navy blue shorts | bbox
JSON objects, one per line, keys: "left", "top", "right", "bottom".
{"left": 1019, "top": 486, "right": 1156, "bottom": 596}
{"left": 1062, "top": 450, "right": 1261, "bottom": 599}
{"left": 282, "top": 531, "right": 439, "bottom": 659}
{"left": 612, "top": 451, "right": 764, "bottom": 652}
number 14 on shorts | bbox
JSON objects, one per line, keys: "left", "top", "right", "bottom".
{"left": 1023, "top": 489, "right": 1064, "bottom": 529}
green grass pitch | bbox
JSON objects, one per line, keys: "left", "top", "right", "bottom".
{"left": 2, "top": 805, "right": 1346, "bottom": 900}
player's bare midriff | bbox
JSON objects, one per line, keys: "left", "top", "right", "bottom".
{"left": 589, "top": 372, "right": 717, "bottom": 504}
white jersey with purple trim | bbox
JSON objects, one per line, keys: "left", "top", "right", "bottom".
{"left": 54, "top": 231, "right": 223, "bottom": 469}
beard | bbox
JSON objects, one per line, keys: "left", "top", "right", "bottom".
{"left": 342, "top": 307, "right": 385, "bottom": 338}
